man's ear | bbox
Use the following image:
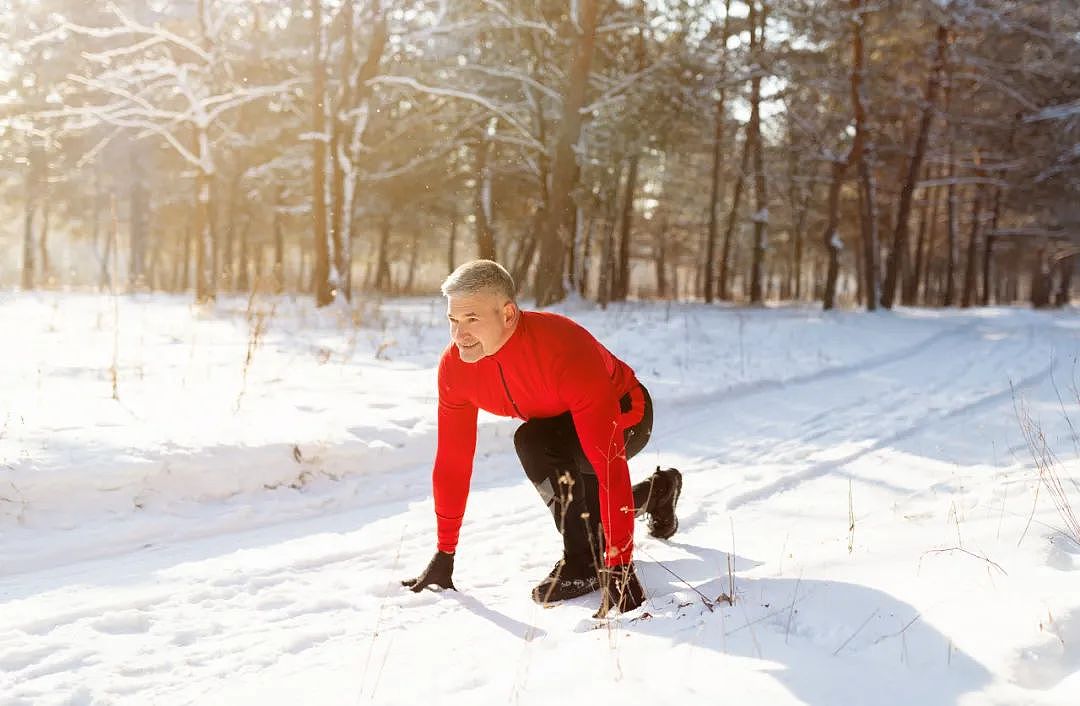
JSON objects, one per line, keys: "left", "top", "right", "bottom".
{"left": 502, "top": 300, "right": 517, "bottom": 326}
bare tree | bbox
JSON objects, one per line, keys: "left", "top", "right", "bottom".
{"left": 882, "top": 23, "right": 948, "bottom": 309}
{"left": 850, "top": 0, "right": 880, "bottom": 310}
{"left": 748, "top": 1, "right": 769, "bottom": 304}
{"left": 534, "top": 0, "right": 602, "bottom": 307}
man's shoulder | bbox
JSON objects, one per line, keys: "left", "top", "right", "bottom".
{"left": 522, "top": 310, "right": 590, "bottom": 338}
{"left": 438, "top": 342, "right": 464, "bottom": 379}
{"left": 521, "top": 311, "right": 605, "bottom": 370}
{"left": 438, "top": 341, "right": 459, "bottom": 365}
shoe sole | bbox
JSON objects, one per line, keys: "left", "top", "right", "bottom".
{"left": 532, "top": 579, "right": 600, "bottom": 605}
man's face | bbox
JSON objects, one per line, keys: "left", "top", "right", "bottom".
{"left": 446, "top": 290, "right": 517, "bottom": 364}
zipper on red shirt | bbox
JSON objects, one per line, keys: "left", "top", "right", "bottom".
{"left": 496, "top": 361, "right": 525, "bottom": 419}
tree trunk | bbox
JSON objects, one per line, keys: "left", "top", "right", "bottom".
{"left": 473, "top": 133, "right": 497, "bottom": 261}
{"left": 447, "top": 213, "right": 458, "bottom": 272}
{"left": 22, "top": 190, "right": 35, "bottom": 291}
{"left": 223, "top": 169, "right": 241, "bottom": 291}
{"left": 597, "top": 169, "right": 621, "bottom": 308}
{"left": 982, "top": 114, "right": 1018, "bottom": 306}
{"left": 129, "top": 146, "right": 149, "bottom": 289}
{"left": 822, "top": 158, "right": 849, "bottom": 310}
{"left": 943, "top": 66, "right": 958, "bottom": 306}
{"left": 180, "top": 221, "right": 191, "bottom": 292}
{"left": 579, "top": 213, "right": 594, "bottom": 297}
{"left": 792, "top": 203, "right": 808, "bottom": 301}
{"left": 512, "top": 206, "right": 543, "bottom": 288}
{"left": 194, "top": 163, "right": 213, "bottom": 302}
{"left": 705, "top": 98, "right": 725, "bottom": 304}
{"left": 961, "top": 182, "right": 982, "bottom": 307}
{"left": 311, "top": 0, "right": 333, "bottom": 305}
{"left": 146, "top": 224, "right": 162, "bottom": 290}
{"left": 534, "top": 0, "right": 601, "bottom": 307}
{"left": 39, "top": 191, "right": 50, "bottom": 286}
{"left": 980, "top": 234, "right": 995, "bottom": 305}
{"left": 237, "top": 211, "right": 252, "bottom": 292}
{"left": 406, "top": 228, "right": 420, "bottom": 292}
{"left": 374, "top": 216, "right": 392, "bottom": 291}
{"left": 944, "top": 163, "right": 958, "bottom": 306}
{"left": 904, "top": 175, "right": 931, "bottom": 305}
{"left": 272, "top": 184, "right": 285, "bottom": 293}
{"left": 785, "top": 116, "right": 812, "bottom": 302}
{"left": 883, "top": 24, "right": 947, "bottom": 308}
{"left": 614, "top": 153, "right": 639, "bottom": 301}
{"left": 655, "top": 218, "right": 668, "bottom": 298}
{"left": 1055, "top": 254, "right": 1076, "bottom": 307}
{"left": 328, "top": 0, "right": 355, "bottom": 301}
{"left": 94, "top": 163, "right": 110, "bottom": 289}
{"left": 1031, "top": 246, "right": 1050, "bottom": 308}
{"left": 850, "top": 0, "right": 880, "bottom": 311}
{"left": 568, "top": 202, "right": 582, "bottom": 294}
{"left": 719, "top": 125, "right": 752, "bottom": 300}
{"left": 335, "top": 3, "right": 386, "bottom": 300}
{"left": 748, "top": 1, "right": 769, "bottom": 304}
{"left": 171, "top": 235, "right": 186, "bottom": 292}
{"left": 703, "top": 0, "right": 733, "bottom": 304}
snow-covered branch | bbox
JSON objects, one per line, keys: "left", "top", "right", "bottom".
{"left": 477, "top": 0, "right": 557, "bottom": 38}
{"left": 82, "top": 35, "right": 168, "bottom": 65}
{"left": 204, "top": 79, "right": 303, "bottom": 124}
{"left": 581, "top": 58, "right": 673, "bottom": 115}
{"left": 1026, "top": 99, "right": 1080, "bottom": 123}
{"left": 368, "top": 75, "right": 543, "bottom": 150}
{"left": 457, "top": 65, "right": 562, "bottom": 104}
{"left": 915, "top": 175, "right": 1009, "bottom": 190}
{"left": 361, "top": 136, "right": 473, "bottom": 183}
{"left": 62, "top": 3, "right": 212, "bottom": 63}
{"left": 953, "top": 69, "right": 1039, "bottom": 112}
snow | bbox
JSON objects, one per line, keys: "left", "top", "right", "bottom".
{"left": 2, "top": 290, "right": 1079, "bottom": 706}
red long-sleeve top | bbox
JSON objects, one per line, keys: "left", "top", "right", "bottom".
{"left": 433, "top": 310, "right": 644, "bottom": 567}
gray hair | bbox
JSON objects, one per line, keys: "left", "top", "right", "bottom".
{"left": 440, "top": 260, "right": 516, "bottom": 301}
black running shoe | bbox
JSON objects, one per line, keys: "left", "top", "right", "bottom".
{"left": 646, "top": 467, "right": 682, "bottom": 540}
{"left": 531, "top": 560, "right": 600, "bottom": 604}
{"left": 595, "top": 562, "right": 646, "bottom": 618}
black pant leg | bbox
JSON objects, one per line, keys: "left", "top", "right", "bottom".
{"left": 515, "top": 385, "right": 654, "bottom": 570}
{"left": 627, "top": 385, "right": 658, "bottom": 513}
{"left": 514, "top": 413, "right": 603, "bottom": 568}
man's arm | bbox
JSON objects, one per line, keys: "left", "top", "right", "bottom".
{"left": 432, "top": 353, "right": 479, "bottom": 555}
{"left": 403, "top": 352, "right": 477, "bottom": 593}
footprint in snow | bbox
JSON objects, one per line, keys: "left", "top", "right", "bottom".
{"left": 1046, "top": 540, "right": 1079, "bottom": 571}
{"left": 91, "top": 611, "right": 151, "bottom": 635}
{"left": 0, "top": 644, "right": 55, "bottom": 671}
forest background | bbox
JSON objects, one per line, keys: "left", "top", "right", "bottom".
{"left": 2, "top": 0, "right": 1078, "bottom": 310}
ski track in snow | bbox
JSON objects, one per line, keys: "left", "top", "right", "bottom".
{"left": 714, "top": 322, "right": 1054, "bottom": 509}
{"left": 1, "top": 297, "right": 1079, "bottom": 706}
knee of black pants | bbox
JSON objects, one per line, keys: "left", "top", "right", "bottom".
{"left": 514, "top": 421, "right": 554, "bottom": 486}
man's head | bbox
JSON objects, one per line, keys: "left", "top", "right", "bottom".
{"left": 440, "top": 260, "right": 520, "bottom": 364}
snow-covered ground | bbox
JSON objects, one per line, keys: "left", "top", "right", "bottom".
{"left": 1, "top": 290, "right": 1078, "bottom": 706}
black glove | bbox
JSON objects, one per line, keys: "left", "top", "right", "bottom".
{"left": 594, "top": 562, "right": 645, "bottom": 618}
{"left": 401, "top": 551, "right": 456, "bottom": 592}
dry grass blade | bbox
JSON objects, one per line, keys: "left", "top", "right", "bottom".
{"left": 1012, "top": 378, "right": 1080, "bottom": 549}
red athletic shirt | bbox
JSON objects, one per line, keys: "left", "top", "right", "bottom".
{"left": 433, "top": 310, "right": 644, "bottom": 567}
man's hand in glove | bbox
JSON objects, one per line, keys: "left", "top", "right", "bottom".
{"left": 401, "top": 551, "right": 457, "bottom": 592}
{"left": 594, "top": 562, "right": 645, "bottom": 618}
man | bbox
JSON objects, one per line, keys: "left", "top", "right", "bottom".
{"left": 401, "top": 260, "right": 682, "bottom": 617}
